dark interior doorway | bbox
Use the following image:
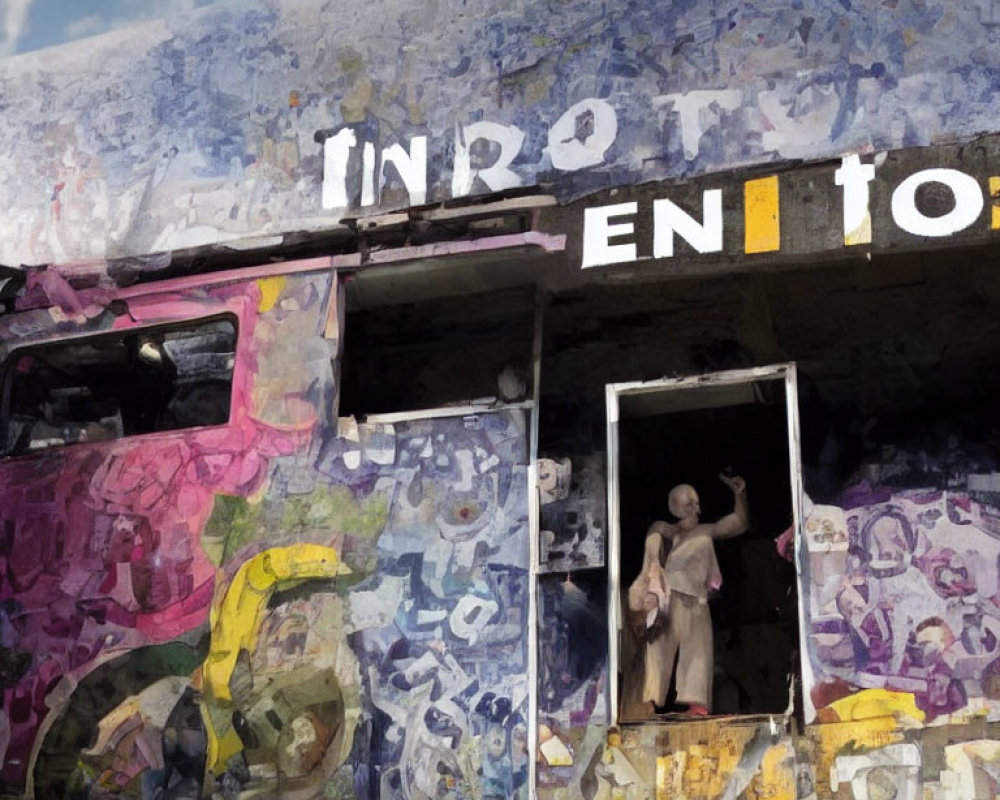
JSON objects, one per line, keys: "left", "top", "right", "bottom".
{"left": 616, "top": 376, "right": 799, "bottom": 718}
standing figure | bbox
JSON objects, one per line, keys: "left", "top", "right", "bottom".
{"left": 628, "top": 473, "right": 748, "bottom": 715}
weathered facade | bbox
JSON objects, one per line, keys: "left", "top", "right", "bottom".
{"left": 5, "top": 1, "right": 1000, "bottom": 798}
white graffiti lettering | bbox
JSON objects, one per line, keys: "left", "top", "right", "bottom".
{"left": 320, "top": 98, "right": 620, "bottom": 212}
{"left": 835, "top": 154, "right": 876, "bottom": 245}
{"left": 452, "top": 121, "right": 525, "bottom": 196}
{"left": 652, "top": 189, "right": 723, "bottom": 259}
{"left": 891, "top": 167, "right": 985, "bottom": 237}
{"left": 581, "top": 202, "right": 638, "bottom": 269}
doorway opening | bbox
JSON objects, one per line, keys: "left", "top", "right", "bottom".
{"left": 608, "top": 365, "right": 802, "bottom": 721}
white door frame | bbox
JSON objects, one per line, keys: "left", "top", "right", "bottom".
{"left": 605, "top": 362, "right": 804, "bottom": 723}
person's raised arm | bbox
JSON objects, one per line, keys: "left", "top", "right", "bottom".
{"left": 711, "top": 474, "right": 748, "bottom": 539}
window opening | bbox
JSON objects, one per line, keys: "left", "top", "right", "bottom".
{"left": 1, "top": 315, "right": 237, "bottom": 457}
{"left": 339, "top": 286, "right": 535, "bottom": 418}
{"left": 609, "top": 366, "right": 801, "bottom": 722}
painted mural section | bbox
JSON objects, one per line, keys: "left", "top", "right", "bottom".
{"left": 9, "top": 261, "right": 1000, "bottom": 797}
{"left": 797, "top": 417, "right": 1000, "bottom": 735}
{"left": 0, "top": 264, "right": 530, "bottom": 798}
{"left": 533, "top": 713, "right": 1000, "bottom": 800}
{"left": 804, "top": 492, "right": 1000, "bottom": 725}
{"left": 4, "top": 0, "right": 1000, "bottom": 265}
{"left": 529, "top": 404, "right": 1000, "bottom": 799}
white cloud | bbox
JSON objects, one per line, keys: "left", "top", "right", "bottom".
{"left": 152, "top": 0, "right": 198, "bottom": 14}
{"left": 82, "top": 0, "right": 201, "bottom": 40}
{"left": 0, "top": 0, "right": 33, "bottom": 58}
{"left": 63, "top": 14, "right": 106, "bottom": 41}
{"left": 121, "top": 0, "right": 199, "bottom": 21}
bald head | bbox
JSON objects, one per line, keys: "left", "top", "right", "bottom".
{"left": 668, "top": 484, "right": 700, "bottom": 522}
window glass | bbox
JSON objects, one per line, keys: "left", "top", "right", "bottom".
{"left": 2, "top": 316, "right": 237, "bottom": 456}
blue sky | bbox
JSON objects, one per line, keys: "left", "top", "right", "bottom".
{"left": 2, "top": 0, "right": 219, "bottom": 58}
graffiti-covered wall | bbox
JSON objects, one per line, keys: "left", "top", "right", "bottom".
{"left": 4, "top": 0, "right": 1000, "bottom": 265}
{"left": 805, "top": 492, "right": 1000, "bottom": 725}
{"left": 11, "top": 256, "right": 1000, "bottom": 798}
{"left": 522, "top": 262, "right": 1000, "bottom": 799}
{"left": 0, "top": 263, "right": 530, "bottom": 798}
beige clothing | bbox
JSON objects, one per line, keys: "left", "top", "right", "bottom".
{"left": 644, "top": 594, "right": 713, "bottom": 707}
{"left": 663, "top": 530, "right": 722, "bottom": 600}
{"left": 632, "top": 529, "right": 721, "bottom": 708}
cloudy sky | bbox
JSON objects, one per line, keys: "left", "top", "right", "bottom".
{"left": 1, "top": 0, "right": 219, "bottom": 58}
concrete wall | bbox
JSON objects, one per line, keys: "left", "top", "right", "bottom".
{"left": 2, "top": 0, "right": 1000, "bottom": 266}
{"left": 528, "top": 257, "right": 1000, "bottom": 800}
{"left": 0, "top": 265, "right": 530, "bottom": 797}
{"left": 6, "top": 2, "right": 1000, "bottom": 797}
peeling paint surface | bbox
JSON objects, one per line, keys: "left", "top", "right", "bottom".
{"left": 8, "top": 0, "right": 1000, "bottom": 778}
{"left": 9, "top": 270, "right": 1000, "bottom": 797}
{"left": 804, "top": 489, "right": 1000, "bottom": 726}
{"left": 0, "top": 265, "right": 531, "bottom": 798}
{"left": 4, "top": 1, "right": 1000, "bottom": 263}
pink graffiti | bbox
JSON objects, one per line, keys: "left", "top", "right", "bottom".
{"left": 0, "top": 278, "right": 316, "bottom": 785}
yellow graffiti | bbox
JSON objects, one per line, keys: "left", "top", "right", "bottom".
{"left": 845, "top": 211, "right": 872, "bottom": 246}
{"left": 654, "top": 723, "right": 748, "bottom": 799}
{"left": 990, "top": 176, "right": 1000, "bottom": 230}
{"left": 744, "top": 175, "right": 780, "bottom": 254}
{"left": 256, "top": 275, "right": 287, "bottom": 312}
{"left": 743, "top": 741, "right": 797, "bottom": 800}
{"left": 203, "top": 713, "right": 244, "bottom": 776}
{"left": 825, "top": 688, "right": 925, "bottom": 725}
{"left": 201, "top": 543, "right": 350, "bottom": 773}
{"left": 655, "top": 726, "right": 798, "bottom": 800}
{"left": 810, "top": 716, "right": 903, "bottom": 797}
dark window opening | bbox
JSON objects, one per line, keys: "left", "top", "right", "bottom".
{"left": 1, "top": 315, "right": 237, "bottom": 457}
{"left": 617, "top": 378, "right": 798, "bottom": 720}
{"left": 339, "top": 286, "right": 535, "bottom": 418}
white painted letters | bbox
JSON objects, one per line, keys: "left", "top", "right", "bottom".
{"left": 321, "top": 128, "right": 357, "bottom": 210}
{"left": 581, "top": 202, "right": 637, "bottom": 269}
{"left": 381, "top": 136, "right": 428, "bottom": 206}
{"left": 653, "top": 189, "right": 723, "bottom": 258}
{"left": 323, "top": 132, "right": 428, "bottom": 210}
{"left": 452, "top": 121, "right": 525, "bottom": 196}
{"left": 322, "top": 98, "right": 619, "bottom": 211}
{"left": 361, "top": 141, "right": 377, "bottom": 207}
{"left": 891, "top": 168, "right": 984, "bottom": 237}
{"left": 835, "top": 154, "right": 875, "bottom": 245}
{"left": 546, "top": 98, "right": 618, "bottom": 171}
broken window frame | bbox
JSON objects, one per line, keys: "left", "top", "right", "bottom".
{"left": 0, "top": 313, "right": 239, "bottom": 458}
{"left": 337, "top": 282, "right": 538, "bottom": 421}
{"left": 605, "top": 362, "right": 806, "bottom": 723}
